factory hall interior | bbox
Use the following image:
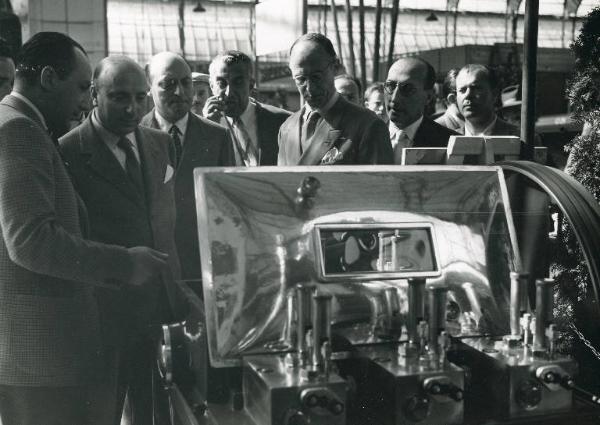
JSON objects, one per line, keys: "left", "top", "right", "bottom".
{"left": 1, "top": 0, "right": 600, "bottom": 424}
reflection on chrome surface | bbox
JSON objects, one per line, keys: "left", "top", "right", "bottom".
{"left": 194, "top": 166, "right": 518, "bottom": 367}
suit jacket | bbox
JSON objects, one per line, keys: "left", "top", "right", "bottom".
{"left": 412, "top": 117, "right": 459, "bottom": 148}
{"left": 60, "top": 115, "right": 181, "bottom": 339}
{"left": 254, "top": 102, "right": 292, "bottom": 165}
{"left": 0, "top": 95, "right": 134, "bottom": 386}
{"left": 141, "top": 110, "right": 233, "bottom": 280}
{"left": 277, "top": 95, "right": 392, "bottom": 165}
{"left": 434, "top": 104, "right": 464, "bottom": 132}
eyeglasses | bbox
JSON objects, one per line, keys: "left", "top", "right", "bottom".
{"left": 383, "top": 80, "right": 418, "bottom": 96}
{"left": 292, "top": 62, "right": 333, "bottom": 87}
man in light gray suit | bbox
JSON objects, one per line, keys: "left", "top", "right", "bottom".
{"left": 0, "top": 32, "right": 169, "bottom": 425}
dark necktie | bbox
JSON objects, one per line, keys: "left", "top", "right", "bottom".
{"left": 169, "top": 125, "right": 183, "bottom": 167}
{"left": 117, "top": 137, "right": 144, "bottom": 194}
{"left": 301, "top": 111, "right": 321, "bottom": 152}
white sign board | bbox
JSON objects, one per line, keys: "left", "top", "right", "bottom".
{"left": 256, "top": 0, "right": 302, "bottom": 56}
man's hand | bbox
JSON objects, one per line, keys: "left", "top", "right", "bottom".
{"left": 202, "top": 95, "right": 225, "bottom": 122}
{"left": 127, "top": 246, "right": 169, "bottom": 287}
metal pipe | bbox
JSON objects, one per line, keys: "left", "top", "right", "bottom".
{"left": 296, "top": 283, "right": 315, "bottom": 365}
{"left": 510, "top": 272, "right": 529, "bottom": 336}
{"left": 383, "top": 287, "right": 400, "bottom": 336}
{"left": 312, "top": 292, "right": 332, "bottom": 372}
{"left": 534, "top": 278, "right": 553, "bottom": 352}
{"left": 407, "top": 278, "right": 426, "bottom": 344}
{"left": 427, "top": 285, "right": 448, "bottom": 355}
{"left": 520, "top": 0, "right": 539, "bottom": 149}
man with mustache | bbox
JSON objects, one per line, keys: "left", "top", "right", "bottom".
{"left": 385, "top": 57, "right": 457, "bottom": 164}
{"left": 203, "top": 50, "right": 291, "bottom": 166}
{"left": 141, "top": 51, "right": 233, "bottom": 280}
{"left": 60, "top": 55, "right": 180, "bottom": 425}
{"left": 278, "top": 33, "right": 392, "bottom": 165}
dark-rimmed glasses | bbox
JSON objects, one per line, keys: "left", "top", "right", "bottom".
{"left": 383, "top": 80, "right": 418, "bottom": 97}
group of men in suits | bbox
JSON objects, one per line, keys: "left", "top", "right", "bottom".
{"left": 0, "top": 28, "right": 533, "bottom": 425}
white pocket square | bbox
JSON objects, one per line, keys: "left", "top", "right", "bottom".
{"left": 164, "top": 164, "right": 174, "bottom": 183}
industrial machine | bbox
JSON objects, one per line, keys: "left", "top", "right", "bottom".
{"left": 158, "top": 164, "right": 600, "bottom": 425}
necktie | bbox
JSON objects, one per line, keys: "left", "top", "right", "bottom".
{"left": 117, "top": 137, "right": 144, "bottom": 194}
{"left": 169, "top": 125, "right": 183, "bottom": 167}
{"left": 393, "top": 131, "right": 411, "bottom": 164}
{"left": 301, "top": 111, "right": 321, "bottom": 153}
{"left": 232, "top": 117, "right": 258, "bottom": 166}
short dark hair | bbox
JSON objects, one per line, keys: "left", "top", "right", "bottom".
{"left": 364, "top": 82, "right": 385, "bottom": 100}
{"left": 0, "top": 37, "right": 13, "bottom": 59}
{"left": 459, "top": 64, "right": 499, "bottom": 91}
{"left": 441, "top": 68, "right": 459, "bottom": 97}
{"left": 15, "top": 32, "right": 86, "bottom": 85}
{"left": 290, "top": 32, "right": 337, "bottom": 60}
{"left": 209, "top": 50, "right": 254, "bottom": 78}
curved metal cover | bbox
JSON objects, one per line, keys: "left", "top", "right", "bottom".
{"left": 194, "top": 166, "right": 520, "bottom": 367}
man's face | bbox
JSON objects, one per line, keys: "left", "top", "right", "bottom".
{"left": 210, "top": 61, "right": 253, "bottom": 118}
{"left": 385, "top": 59, "right": 431, "bottom": 129}
{"left": 150, "top": 57, "right": 193, "bottom": 123}
{"left": 51, "top": 48, "right": 92, "bottom": 136}
{"left": 0, "top": 56, "right": 15, "bottom": 100}
{"left": 93, "top": 63, "right": 148, "bottom": 136}
{"left": 455, "top": 69, "right": 496, "bottom": 126}
{"left": 365, "top": 89, "right": 388, "bottom": 123}
{"left": 191, "top": 80, "right": 210, "bottom": 115}
{"left": 335, "top": 77, "right": 360, "bottom": 105}
{"left": 289, "top": 41, "right": 336, "bottom": 109}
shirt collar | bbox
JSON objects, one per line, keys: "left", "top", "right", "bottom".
{"left": 91, "top": 109, "right": 136, "bottom": 148}
{"left": 304, "top": 91, "right": 339, "bottom": 119}
{"left": 155, "top": 110, "right": 189, "bottom": 137}
{"left": 10, "top": 91, "right": 47, "bottom": 130}
{"left": 389, "top": 115, "right": 423, "bottom": 142}
{"left": 465, "top": 115, "right": 497, "bottom": 136}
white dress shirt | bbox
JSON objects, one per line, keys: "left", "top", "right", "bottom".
{"left": 222, "top": 100, "right": 259, "bottom": 166}
{"left": 91, "top": 109, "right": 139, "bottom": 169}
{"left": 155, "top": 111, "right": 189, "bottom": 143}
{"left": 464, "top": 115, "right": 497, "bottom": 136}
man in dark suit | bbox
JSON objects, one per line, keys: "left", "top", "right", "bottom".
{"left": 455, "top": 64, "right": 538, "bottom": 158}
{"left": 203, "top": 50, "right": 291, "bottom": 166}
{"left": 278, "top": 33, "right": 392, "bottom": 165}
{"left": 60, "top": 55, "right": 180, "bottom": 425}
{"left": 141, "top": 51, "right": 233, "bottom": 280}
{"left": 385, "top": 57, "right": 457, "bottom": 164}
{"left": 0, "top": 32, "right": 169, "bottom": 425}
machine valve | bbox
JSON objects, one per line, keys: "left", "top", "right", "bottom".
{"left": 423, "top": 376, "right": 464, "bottom": 402}
{"left": 300, "top": 388, "right": 345, "bottom": 416}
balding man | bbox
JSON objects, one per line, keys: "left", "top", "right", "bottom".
{"left": 0, "top": 37, "right": 15, "bottom": 100}
{"left": 60, "top": 55, "right": 180, "bottom": 425}
{"left": 278, "top": 33, "right": 391, "bottom": 165}
{"left": 334, "top": 74, "right": 361, "bottom": 105}
{"left": 0, "top": 32, "right": 168, "bottom": 425}
{"left": 141, "top": 51, "right": 233, "bottom": 280}
{"left": 385, "top": 57, "right": 457, "bottom": 164}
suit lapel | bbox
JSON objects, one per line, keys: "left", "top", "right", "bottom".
{"left": 255, "top": 103, "right": 270, "bottom": 165}
{"left": 79, "top": 117, "right": 145, "bottom": 208}
{"left": 136, "top": 127, "right": 162, "bottom": 211}
{"left": 298, "top": 97, "right": 345, "bottom": 165}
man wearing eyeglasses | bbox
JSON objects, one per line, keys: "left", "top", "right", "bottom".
{"left": 278, "top": 33, "right": 392, "bottom": 165}
{"left": 141, "top": 51, "right": 233, "bottom": 281}
{"left": 203, "top": 50, "right": 291, "bottom": 166}
{"left": 385, "top": 57, "right": 457, "bottom": 164}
